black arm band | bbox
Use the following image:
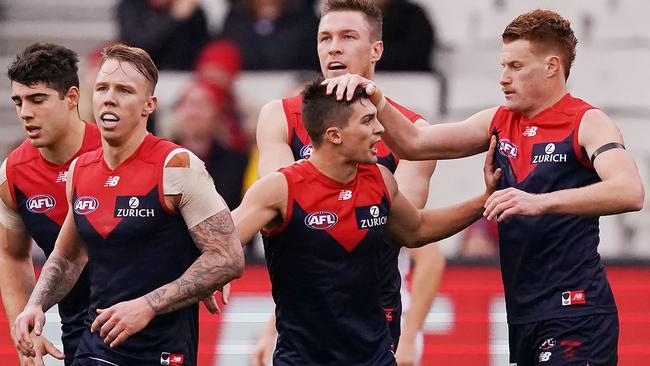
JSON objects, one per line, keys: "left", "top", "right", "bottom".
{"left": 590, "top": 142, "right": 625, "bottom": 164}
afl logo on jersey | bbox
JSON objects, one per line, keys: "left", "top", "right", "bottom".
{"left": 26, "top": 194, "right": 56, "bottom": 214}
{"left": 498, "top": 139, "right": 518, "bottom": 158}
{"left": 304, "top": 211, "right": 338, "bottom": 229}
{"left": 299, "top": 144, "right": 313, "bottom": 159}
{"left": 74, "top": 196, "right": 99, "bottom": 215}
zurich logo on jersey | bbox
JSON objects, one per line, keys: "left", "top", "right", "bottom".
{"left": 299, "top": 144, "right": 313, "bottom": 159}
{"left": 74, "top": 196, "right": 99, "bottom": 215}
{"left": 498, "top": 139, "right": 518, "bottom": 158}
{"left": 304, "top": 211, "right": 338, "bottom": 229}
{"left": 26, "top": 194, "right": 56, "bottom": 214}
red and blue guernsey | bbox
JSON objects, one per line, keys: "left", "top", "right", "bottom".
{"left": 71, "top": 134, "right": 199, "bottom": 365}
{"left": 5, "top": 122, "right": 101, "bottom": 361}
{"left": 264, "top": 160, "right": 396, "bottom": 366}
{"left": 490, "top": 93, "right": 617, "bottom": 325}
{"left": 282, "top": 95, "right": 421, "bottom": 344}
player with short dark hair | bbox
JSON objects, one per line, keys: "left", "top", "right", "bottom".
{"left": 325, "top": 9, "right": 645, "bottom": 365}
{"left": 253, "top": 1, "right": 444, "bottom": 364}
{"left": 1, "top": 42, "right": 102, "bottom": 366}
{"left": 12, "top": 44, "right": 245, "bottom": 366}
{"left": 235, "top": 80, "right": 500, "bottom": 365}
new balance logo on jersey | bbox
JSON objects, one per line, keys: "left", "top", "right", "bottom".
{"left": 104, "top": 176, "right": 120, "bottom": 187}
{"left": 561, "top": 290, "right": 586, "bottom": 306}
{"left": 160, "top": 352, "right": 184, "bottom": 366}
{"left": 522, "top": 126, "right": 538, "bottom": 137}
{"left": 498, "top": 139, "right": 518, "bottom": 158}
{"left": 114, "top": 196, "right": 155, "bottom": 218}
{"left": 532, "top": 142, "right": 570, "bottom": 164}
{"left": 26, "top": 194, "right": 56, "bottom": 214}
{"left": 304, "top": 211, "right": 338, "bottom": 229}
{"left": 539, "top": 352, "right": 552, "bottom": 362}
{"left": 338, "top": 190, "right": 352, "bottom": 201}
{"left": 55, "top": 171, "right": 68, "bottom": 183}
{"left": 74, "top": 196, "right": 99, "bottom": 215}
{"left": 356, "top": 204, "right": 388, "bottom": 229}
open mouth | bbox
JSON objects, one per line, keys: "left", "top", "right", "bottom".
{"left": 100, "top": 112, "right": 120, "bottom": 127}
{"left": 25, "top": 125, "right": 41, "bottom": 137}
{"left": 328, "top": 62, "right": 347, "bottom": 71}
{"left": 370, "top": 139, "right": 380, "bottom": 154}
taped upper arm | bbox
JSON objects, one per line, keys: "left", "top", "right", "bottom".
{"left": 163, "top": 148, "right": 229, "bottom": 229}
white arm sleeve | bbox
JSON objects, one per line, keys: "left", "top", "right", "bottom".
{"left": 163, "top": 148, "right": 229, "bottom": 229}
{"left": 0, "top": 159, "right": 26, "bottom": 231}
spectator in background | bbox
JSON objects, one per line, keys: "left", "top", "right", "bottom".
{"left": 374, "top": 0, "right": 437, "bottom": 72}
{"left": 195, "top": 39, "right": 242, "bottom": 91}
{"left": 116, "top": 0, "right": 210, "bottom": 70}
{"left": 170, "top": 79, "right": 249, "bottom": 209}
{"left": 221, "top": 0, "right": 319, "bottom": 70}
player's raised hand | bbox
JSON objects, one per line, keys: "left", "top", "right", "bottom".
{"left": 13, "top": 304, "right": 46, "bottom": 357}
{"left": 321, "top": 73, "right": 383, "bottom": 104}
{"left": 91, "top": 297, "right": 155, "bottom": 348}
{"left": 483, "top": 136, "right": 502, "bottom": 196}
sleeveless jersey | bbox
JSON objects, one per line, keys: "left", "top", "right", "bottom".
{"left": 490, "top": 93, "right": 617, "bottom": 324}
{"left": 71, "top": 134, "right": 200, "bottom": 365}
{"left": 5, "top": 122, "right": 101, "bottom": 356}
{"left": 264, "top": 161, "right": 396, "bottom": 366}
{"left": 282, "top": 94, "right": 421, "bottom": 343}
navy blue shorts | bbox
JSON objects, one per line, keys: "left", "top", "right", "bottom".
{"left": 508, "top": 313, "right": 618, "bottom": 366}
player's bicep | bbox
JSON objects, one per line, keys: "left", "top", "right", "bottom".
{"left": 256, "top": 100, "right": 295, "bottom": 177}
{"left": 579, "top": 110, "right": 640, "bottom": 182}
{"left": 164, "top": 149, "right": 229, "bottom": 229}
{"left": 233, "top": 173, "right": 287, "bottom": 244}
{"left": 0, "top": 160, "right": 26, "bottom": 231}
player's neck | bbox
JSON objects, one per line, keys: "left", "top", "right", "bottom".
{"left": 523, "top": 84, "right": 567, "bottom": 119}
{"left": 39, "top": 114, "right": 86, "bottom": 165}
{"left": 309, "top": 151, "right": 357, "bottom": 184}
{"left": 102, "top": 128, "right": 149, "bottom": 170}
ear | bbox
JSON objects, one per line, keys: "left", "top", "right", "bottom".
{"left": 142, "top": 95, "right": 158, "bottom": 116}
{"left": 370, "top": 40, "right": 384, "bottom": 64}
{"left": 546, "top": 55, "right": 561, "bottom": 78}
{"left": 325, "top": 126, "right": 342, "bottom": 145}
{"left": 64, "top": 86, "right": 80, "bottom": 109}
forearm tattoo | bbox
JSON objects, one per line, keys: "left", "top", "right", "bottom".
{"left": 28, "top": 254, "right": 84, "bottom": 311}
{"left": 144, "top": 210, "right": 243, "bottom": 314}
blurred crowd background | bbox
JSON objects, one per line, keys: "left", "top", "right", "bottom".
{"left": 0, "top": 0, "right": 648, "bottom": 261}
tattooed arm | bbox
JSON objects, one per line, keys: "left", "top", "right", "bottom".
{"left": 13, "top": 159, "right": 88, "bottom": 357}
{"left": 144, "top": 209, "right": 244, "bottom": 314}
{"left": 90, "top": 150, "right": 244, "bottom": 348}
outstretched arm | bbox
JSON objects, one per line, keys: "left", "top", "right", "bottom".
{"left": 484, "top": 109, "right": 644, "bottom": 221}
{"left": 387, "top": 137, "right": 502, "bottom": 247}
{"left": 321, "top": 74, "right": 495, "bottom": 160}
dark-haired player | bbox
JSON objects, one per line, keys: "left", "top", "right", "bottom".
{"left": 13, "top": 44, "right": 244, "bottom": 366}
{"left": 0, "top": 43, "right": 102, "bottom": 366}
{"left": 234, "top": 80, "right": 500, "bottom": 365}
{"left": 325, "top": 9, "right": 644, "bottom": 366}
